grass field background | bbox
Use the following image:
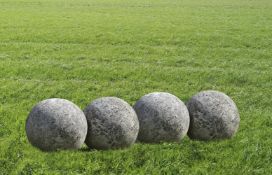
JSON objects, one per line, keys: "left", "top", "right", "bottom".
{"left": 0, "top": 0, "right": 272, "bottom": 174}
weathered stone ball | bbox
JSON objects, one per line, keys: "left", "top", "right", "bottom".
{"left": 26, "top": 98, "right": 88, "bottom": 151}
{"left": 134, "top": 92, "right": 190, "bottom": 143}
{"left": 84, "top": 97, "right": 139, "bottom": 150}
{"left": 186, "top": 90, "right": 240, "bottom": 140}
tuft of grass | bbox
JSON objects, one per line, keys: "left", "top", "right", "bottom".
{"left": 0, "top": 0, "right": 272, "bottom": 174}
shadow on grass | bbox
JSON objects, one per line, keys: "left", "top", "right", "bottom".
{"left": 79, "top": 147, "right": 96, "bottom": 152}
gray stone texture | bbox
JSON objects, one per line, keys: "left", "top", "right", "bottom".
{"left": 134, "top": 92, "right": 190, "bottom": 143}
{"left": 187, "top": 90, "right": 240, "bottom": 140}
{"left": 84, "top": 97, "right": 139, "bottom": 150}
{"left": 26, "top": 98, "right": 88, "bottom": 151}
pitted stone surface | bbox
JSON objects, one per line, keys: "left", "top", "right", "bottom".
{"left": 186, "top": 90, "right": 240, "bottom": 140}
{"left": 84, "top": 97, "right": 139, "bottom": 150}
{"left": 134, "top": 92, "right": 190, "bottom": 143}
{"left": 26, "top": 98, "right": 88, "bottom": 151}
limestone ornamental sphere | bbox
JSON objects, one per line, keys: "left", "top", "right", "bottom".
{"left": 134, "top": 92, "right": 190, "bottom": 143}
{"left": 186, "top": 90, "right": 240, "bottom": 140}
{"left": 26, "top": 98, "right": 88, "bottom": 151}
{"left": 84, "top": 97, "right": 139, "bottom": 150}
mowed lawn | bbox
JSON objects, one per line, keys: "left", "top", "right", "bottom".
{"left": 0, "top": 0, "right": 271, "bottom": 174}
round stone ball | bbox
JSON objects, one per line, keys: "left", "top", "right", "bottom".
{"left": 26, "top": 98, "right": 88, "bottom": 151}
{"left": 84, "top": 97, "right": 139, "bottom": 150}
{"left": 186, "top": 90, "right": 240, "bottom": 140}
{"left": 134, "top": 92, "right": 190, "bottom": 143}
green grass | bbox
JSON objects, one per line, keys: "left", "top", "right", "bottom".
{"left": 0, "top": 0, "right": 272, "bottom": 174}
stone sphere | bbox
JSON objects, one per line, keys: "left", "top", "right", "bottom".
{"left": 84, "top": 97, "right": 139, "bottom": 150}
{"left": 186, "top": 90, "right": 240, "bottom": 140}
{"left": 134, "top": 92, "right": 190, "bottom": 143}
{"left": 26, "top": 98, "right": 88, "bottom": 151}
